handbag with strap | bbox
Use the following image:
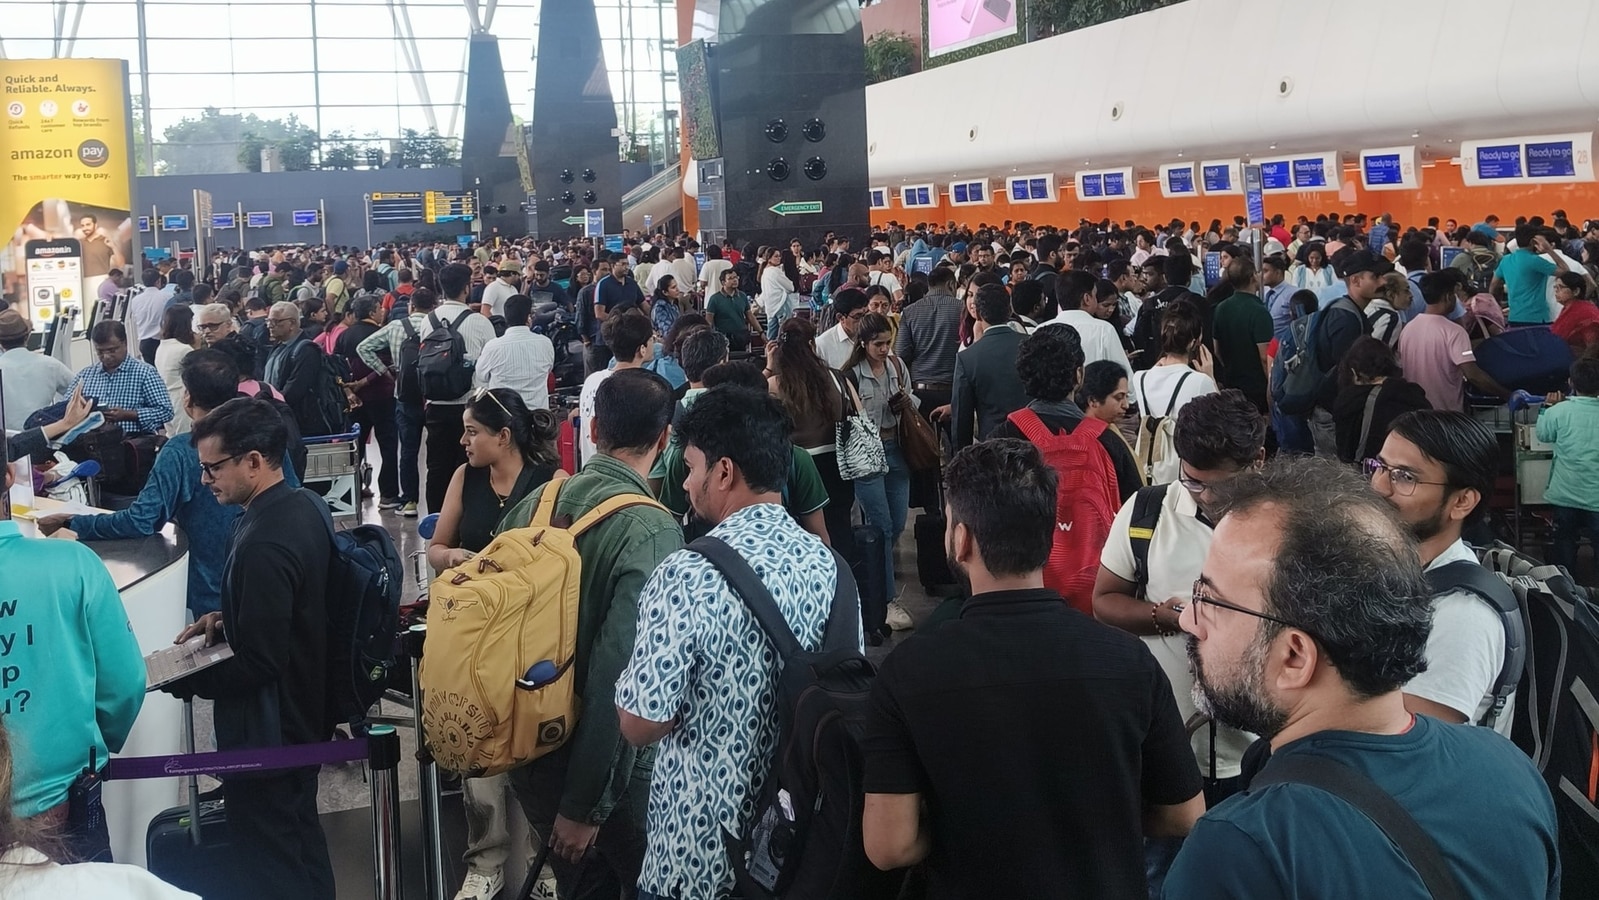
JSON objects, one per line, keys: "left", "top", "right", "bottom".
{"left": 833, "top": 373, "right": 887, "bottom": 480}
{"left": 890, "top": 358, "right": 940, "bottom": 472}
{"left": 1355, "top": 385, "right": 1383, "bottom": 462}
{"left": 1250, "top": 754, "right": 1463, "bottom": 900}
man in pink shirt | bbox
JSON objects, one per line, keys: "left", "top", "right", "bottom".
{"left": 1398, "top": 271, "right": 1508, "bottom": 411}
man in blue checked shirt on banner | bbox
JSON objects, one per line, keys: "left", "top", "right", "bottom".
{"left": 68, "top": 321, "right": 172, "bottom": 436}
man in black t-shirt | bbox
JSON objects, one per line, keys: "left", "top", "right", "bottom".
{"left": 861, "top": 440, "right": 1204, "bottom": 898}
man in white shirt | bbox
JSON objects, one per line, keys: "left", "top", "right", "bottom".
{"left": 424, "top": 264, "right": 499, "bottom": 513}
{"left": 668, "top": 246, "right": 698, "bottom": 299}
{"left": 1049, "top": 270, "right": 1131, "bottom": 378}
{"left": 577, "top": 310, "right": 654, "bottom": 468}
{"left": 696, "top": 246, "right": 733, "bottom": 294}
{"left": 128, "top": 268, "right": 169, "bottom": 365}
{"left": 478, "top": 260, "right": 522, "bottom": 318}
{"left": 1370, "top": 411, "right": 1514, "bottom": 736}
{"left": 0, "top": 309, "right": 72, "bottom": 431}
{"left": 815, "top": 288, "right": 868, "bottom": 369}
{"left": 474, "top": 294, "right": 554, "bottom": 410}
{"left": 866, "top": 250, "right": 904, "bottom": 305}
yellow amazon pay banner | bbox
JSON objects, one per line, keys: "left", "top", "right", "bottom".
{"left": 2, "top": 58, "right": 136, "bottom": 316}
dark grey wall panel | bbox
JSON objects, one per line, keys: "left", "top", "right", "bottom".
{"left": 528, "top": 0, "right": 622, "bottom": 240}
{"left": 134, "top": 168, "right": 465, "bottom": 250}
{"left": 462, "top": 34, "right": 528, "bottom": 240}
{"left": 709, "top": 0, "right": 869, "bottom": 250}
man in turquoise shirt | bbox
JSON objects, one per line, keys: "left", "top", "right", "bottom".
{"left": 0, "top": 466, "right": 146, "bottom": 862}
{"left": 1537, "top": 357, "right": 1599, "bottom": 575}
{"left": 1492, "top": 224, "right": 1566, "bottom": 325}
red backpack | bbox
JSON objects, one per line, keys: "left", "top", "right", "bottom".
{"left": 1006, "top": 409, "right": 1120, "bottom": 615}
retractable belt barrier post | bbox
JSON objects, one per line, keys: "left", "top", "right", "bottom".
{"left": 408, "top": 622, "right": 449, "bottom": 900}
{"left": 106, "top": 724, "right": 404, "bottom": 900}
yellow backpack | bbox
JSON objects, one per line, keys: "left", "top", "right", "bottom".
{"left": 419, "top": 478, "right": 663, "bottom": 776}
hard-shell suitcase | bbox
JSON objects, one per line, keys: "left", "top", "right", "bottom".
{"left": 851, "top": 523, "right": 887, "bottom": 637}
{"left": 145, "top": 796, "right": 235, "bottom": 898}
{"left": 145, "top": 700, "right": 235, "bottom": 898}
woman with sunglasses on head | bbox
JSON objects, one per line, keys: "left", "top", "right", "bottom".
{"left": 425, "top": 386, "right": 564, "bottom": 900}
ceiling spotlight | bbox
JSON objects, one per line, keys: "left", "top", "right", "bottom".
{"left": 767, "top": 158, "right": 791, "bottom": 181}
{"left": 803, "top": 156, "right": 827, "bottom": 180}
{"left": 764, "top": 118, "right": 789, "bottom": 143}
{"left": 581, "top": 168, "right": 596, "bottom": 183}
{"left": 559, "top": 169, "right": 574, "bottom": 184}
{"left": 801, "top": 118, "right": 826, "bottom": 142}
{"left": 1269, "top": 143, "right": 1278, "bottom": 150}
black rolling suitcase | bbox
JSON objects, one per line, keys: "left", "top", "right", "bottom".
{"left": 851, "top": 523, "right": 888, "bottom": 639}
{"left": 146, "top": 701, "right": 237, "bottom": 898}
{"left": 915, "top": 481, "right": 960, "bottom": 594}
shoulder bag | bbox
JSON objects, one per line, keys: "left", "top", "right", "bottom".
{"left": 892, "top": 358, "right": 941, "bottom": 472}
{"left": 833, "top": 372, "right": 888, "bottom": 480}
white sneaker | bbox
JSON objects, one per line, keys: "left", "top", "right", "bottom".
{"left": 454, "top": 869, "right": 504, "bottom": 900}
{"left": 530, "top": 870, "right": 559, "bottom": 900}
{"left": 885, "top": 600, "right": 915, "bottom": 632}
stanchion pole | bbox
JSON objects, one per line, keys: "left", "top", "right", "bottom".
{"left": 367, "top": 723, "right": 404, "bottom": 900}
{"left": 409, "top": 623, "right": 448, "bottom": 900}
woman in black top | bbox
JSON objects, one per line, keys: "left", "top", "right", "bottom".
{"left": 426, "top": 387, "right": 563, "bottom": 569}
{"left": 1332, "top": 336, "right": 1432, "bottom": 465}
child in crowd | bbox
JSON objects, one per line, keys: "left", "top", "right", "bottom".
{"left": 1537, "top": 357, "right": 1599, "bottom": 576}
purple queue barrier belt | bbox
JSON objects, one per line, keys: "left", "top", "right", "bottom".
{"left": 106, "top": 739, "right": 370, "bottom": 781}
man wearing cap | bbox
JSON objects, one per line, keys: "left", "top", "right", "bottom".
{"left": 1303, "top": 248, "right": 1389, "bottom": 456}
{"left": 0, "top": 309, "right": 73, "bottom": 431}
{"left": 480, "top": 260, "right": 523, "bottom": 318}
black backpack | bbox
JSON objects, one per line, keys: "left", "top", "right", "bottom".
{"left": 287, "top": 340, "right": 352, "bottom": 438}
{"left": 687, "top": 536, "right": 903, "bottom": 900}
{"left": 1422, "top": 558, "right": 1526, "bottom": 730}
{"left": 306, "top": 493, "right": 403, "bottom": 732}
{"left": 250, "top": 383, "right": 308, "bottom": 478}
{"left": 417, "top": 309, "right": 475, "bottom": 401}
{"left": 1479, "top": 544, "right": 1599, "bottom": 896}
{"left": 396, "top": 317, "right": 425, "bottom": 404}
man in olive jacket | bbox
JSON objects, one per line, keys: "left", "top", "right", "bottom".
{"left": 495, "top": 368, "right": 682, "bottom": 898}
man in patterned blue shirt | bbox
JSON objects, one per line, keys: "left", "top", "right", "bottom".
{"left": 69, "top": 321, "right": 172, "bottom": 435}
{"left": 617, "top": 385, "right": 859, "bottom": 900}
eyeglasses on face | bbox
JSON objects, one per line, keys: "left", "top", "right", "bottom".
{"left": 1188, "top": 578, "right": 1335, "bottom": 654}
{"left": 1362, "top": 458, "right": 1449, "bottom": 497}
{"left": 198, "top": 454, "right": 241, "bottom": 481}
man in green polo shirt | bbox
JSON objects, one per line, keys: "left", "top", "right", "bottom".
{"left": 1211, "top": 257, "right": 1274, "bottom": 413}
{"left": 1492, "top": 224, "right": 1567, "bottom": 325}
{"left": 491, "top": 368, "right": 681, "bottom": 899}
{"left": 704, "top": 267, "right": 759, "bottom": 351}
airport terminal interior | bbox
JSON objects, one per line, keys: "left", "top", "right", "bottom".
{"left": 2, "top": 1, "right": 1599, "bottom": 898}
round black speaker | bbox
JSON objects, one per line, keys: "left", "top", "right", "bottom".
{"left": 802, "top": 118, "right": 826, "bottom": 142}
{"left": 803, "top": 157, "right": 827, "bottom": 181}
{"left": 582, "top": 190, "right": 597, "bottom": 204}
{"left": 559, "top": 169, "right": 574, "bottom": 184}
{"left": 764, "top": 118, "right": 789, "bottom": 143}
{"left": 767, "top": 158, "right": 791, "bottom": 181}
{"left": 560, "top": 190, "right": 575, "bottom": 204}
{"left": 581, "top": 168, "right": 597, "bottom": 183}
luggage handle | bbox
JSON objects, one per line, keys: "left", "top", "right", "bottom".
{"left": 183, "top": 698, "right": 202, "bottom": 846}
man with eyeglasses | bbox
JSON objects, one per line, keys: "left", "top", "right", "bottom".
{"left": 161, "top": 396, "right": 337, "bottom": 899}
{"left": 262, "top": 300, "right": 338, "bottom": 438}
{"left": 1366, "top": 410, "right": 1519, "bottom": 736}
{"left": 1094, "top": 389, "right": 1266, "bottom": 884}
{"left": 815, "top": 287, "right": 870, "bottom": 369}
{"left": 1164, "top": 456, "right": 1557, "bottom": 899}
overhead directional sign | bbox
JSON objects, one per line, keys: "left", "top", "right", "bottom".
{"left": 769, "top": 200, "right": 823, "bottom": 216}
{"left": 561, "top": 215, "right": 585, "bottom": 226}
